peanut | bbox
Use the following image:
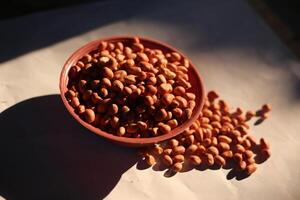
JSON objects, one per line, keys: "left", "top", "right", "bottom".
{"left": 205, "top": 153, "right": 214, "bottom": 166}
{"left": 162, "top": 155, "right": 173, "bottom": 166}
{"left": 173, "top": 146, "right": 186, "bottom": 155}
{"left": 172, "top": 162, "right": 183, "bottom": 172}
{"left": 186, "top": 144, "right": 198, "bottom": 154}
{"left": 84, "top": 109, "right": 95, "bottom": 123}
{"left": 214, "top": 155, "right": 226, "bottom": 166}
{"left": 145, "top": 154, "right": 156, "bottom": 166}
{"left": 173, "top": 155, "right": 185, "bottom": 163}
{"left": 189, "top": 155, "right": 202, "bottom": 165}
{"left": 153, "top": 145, "right": 163, "bottom": 155}
{"left": 245, "top": 164, "right": 257, "bottom": 175}
{"left": 168, "top": 139, "right": 179, "bottom": 148}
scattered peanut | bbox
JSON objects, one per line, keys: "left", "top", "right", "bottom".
{"left": 139, "top": 90, "right": 271, "bottom": 177}
{"left": 65, "top": 39, "right": 272, "bottom": 178}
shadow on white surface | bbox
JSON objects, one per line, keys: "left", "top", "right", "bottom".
{"left": 0, "top": 95, "right": 138, "bottom": 200}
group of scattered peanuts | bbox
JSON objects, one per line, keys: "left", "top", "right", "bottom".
{"left": 65, "top": 38, "right": 196, "bottom": 137}
{"left": 141, "top": 91, "right": 271, "bottom": 176}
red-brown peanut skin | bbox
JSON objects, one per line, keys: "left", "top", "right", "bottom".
{"left": 60, "top": 37, "right": 205, "bottom": 147}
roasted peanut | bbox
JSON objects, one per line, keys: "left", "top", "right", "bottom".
{"left": 108, "top": 104, "right": 118, "bottom": 115}
{"left": 162, "top": 154, "right": 173, "bottom": 166}
{"left": 222, "top": 151, "right": 233, "bottom": 158}
{"left": 207, "top": 146, "right": 219, "bottom": 156}
{"left": 162, "top": 93, "right": 175, "bottom": 105}
{"left": 189, "top": 155, "right": 202, "bottom": 165}
{"left": 145, "top": 154, "right": 156, "bottom": 166}
{"left": 102, "top": 67, "right": 114, "bottom": 79}
{"left": 84, "top": 109, "right": 95, "bottom": 123}
{"left": 153, "top": 145, "right": 163, "bottom": 155}
{"left": 77, "top": 105, "right": 85, "bottom": 114}
{"left": 117, "top": 127, "right": 126, "bottom": 136}
{"left": 167, "top": 119, "right": 178, "bottom": 129}
{"left": 246, "top": 164, "right": 257, "bottom": 175}
{"left": 172, "top": 162, "right": 183, "bottom": 172}
{"left": 173, "top": 86, "right": 185, "bottom": 96}
{"left": 205, "top": 153, "right": 214, "bottom": 166}
{"left": 214, "top": 155, "right": 226, "bottom": 166}
{"left": 70, "top": 97, "right": 80, "bottom": 108}
{"left": 158, "top": 123, "right": 171, "bottom": 134}
{"left": 218, "top": 142, "right": 230, "bottom": 151}
{"left": 186, "top": 144, "right": 198, "bottom": 154}
{"left": 218, "top": 135, "right": 232, "bottom": 144}
{"left": 173, "top": 146, "right": 186, "bottom": 155}
{"left": 158, "top": 83, "right": 173, "bottom": 94}
{"left": 163, "top": 148, "right": 173, "bottom": 155}
{"left": 238, "top": 160, "right": 247, "bottom": 170}
{"left": 173, "top": 155, "right": 185, "bottom": 163}
{"left": 168, "top": 139, "right": 179, "bottom": 148}
{"left": 68, "top": 39, "right": 272, "bottom": 180}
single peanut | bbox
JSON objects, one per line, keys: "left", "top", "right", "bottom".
{"left": 162, "top": 93, "right": 175, "bottom": 105}
{"left": 238, "top": 160, "right": 247, "bottom": 170}
{"left": 205, "top": 153, "right": 214, "bottom": 166}
{"left": 70, "top": 97, "right": 80, "bottom": 108}
{"left": 117, "top": 127, "right": 126, "bottom": 136}
{"left": 218, "top": 142, "right": 230, "bottom": 151}
{"left": 173, "top": 154, "right": 185, "bottom": 163}
{"left": 189, "top": 155, "right": 202, "bottom": 165}
{"left": 214, "top": 155, "right": 226, "bottom": 166}
{"left": 145, "top": 154, "right": 156, "bottom": 166}
{"left": 162, "top": 154, "right": 173, "bottom": 166}
{"left": 102, "top": 67, "right": 114, "bottom": 79}
{"left": 186, "top": 144, "right": 198, "bottom": 154}
{"left": 173, "top": 146, "right": 186, "bottom": 155}
{"left": 165, "top": 137, "right": 178, "bottom": 147}
{"left": 158, "top": 123, "right": 171, "bottom": 134}
{"left": 222, "top": 151, "right": 233, "bottom": 158}
{"left": 173, "top": 86, "right": 185, "bottom": 96}
{"left": 207, "top": 146, "right": 219, "bottom": 156}
{"left": 84, "top": 109, "right": 95, "bottom": 123}
{"left": 218, "top": 135, "right": 232, "bottom": 144}
{"left": 163, "top": 148, "right": 173, "bottom": 155}
{"left": 108, "top": 104, "right": 118, "bottom": 115}
{"left": 172, "top": 162, "right": 183, "bottom": 172}
{"left": 167, "top": 119, "right": 178, "bottom": 129}
{"left": 246, "top": 164, "right": 257, "bottom": 175}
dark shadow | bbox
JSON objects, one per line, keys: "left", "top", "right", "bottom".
{"left": 226, "top": 169, "right": 250, "bottom": 181}
{"left": 254, "top": 118, "right": 266, "bottom": 126}
{"left": 253, "top": 145, "right": 269, "bottom": 164}
{"left": 0, "top": 0, "right": 145, "bottom": 63}
{"left": 222, "top": 159, "right": 236, "bottom": 170}
{"left": 0, "top": 94, "right": 138, "bottom": 200}
{"left": 136, "top": 158, "right": 151, "bottom": 170}
{"left": 195, "top": 163, "right": 208, "bottom": 172}
{"left": 180, "top": 162, "right": 194, "bottom": 173}
{"left": 163, "top": 169, "right": 177, "bottom": 178}
{"left": 152, "top": 161, "right": 167, "bottom": 172}
{"left": 0, "top": 0, "right": 298, "bottom": 65}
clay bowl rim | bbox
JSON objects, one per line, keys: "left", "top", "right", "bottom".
{"left": 59, "top": 36, "right": 205, "bottom": 146}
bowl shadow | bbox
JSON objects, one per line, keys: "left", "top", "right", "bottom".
{"left": 0, "top": 94, "right": 138, "bottom": 200}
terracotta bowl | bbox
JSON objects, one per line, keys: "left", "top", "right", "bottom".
{"left": 59, "top": 36, "right": 205, "bottom": 147}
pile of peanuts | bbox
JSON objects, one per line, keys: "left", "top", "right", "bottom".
{"left": 141, "top": 90, "right": 271, "bottom": 176}
{"left": 65, "top": 37, "right": 196, "bottom": 137}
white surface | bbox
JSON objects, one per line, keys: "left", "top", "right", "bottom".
{"left": 0, "top": 0, "right": 300, "bottom": 200}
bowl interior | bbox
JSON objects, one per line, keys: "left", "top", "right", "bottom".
{"left": 60, "top": 37, "right": 205, "bottom": 146}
